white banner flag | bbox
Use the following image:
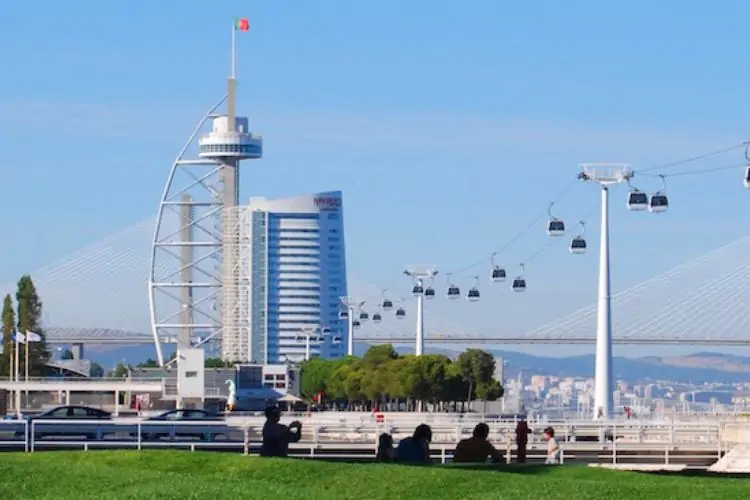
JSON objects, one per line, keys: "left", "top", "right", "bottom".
{"left": 25, "top": 331, "right": 42, "bottom": 343}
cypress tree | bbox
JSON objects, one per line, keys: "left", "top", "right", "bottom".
{"left": 16, "top": 275, "right": 49, "bottom": 376}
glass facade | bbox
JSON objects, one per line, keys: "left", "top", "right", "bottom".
{"left": 247, "top": 191, "right": 348, "bottom": 363}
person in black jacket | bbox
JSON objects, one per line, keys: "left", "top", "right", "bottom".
{"left": 260, "top": 405, "right": 301, "bottom": 457}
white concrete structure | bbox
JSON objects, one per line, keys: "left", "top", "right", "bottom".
{"left": 149, "top": 30, "right": 262, "bottom": 366}
{"left": 245, "top": 192, "right": 348, "bottom": 363}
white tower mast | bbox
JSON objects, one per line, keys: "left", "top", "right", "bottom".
{"left": 579, "top": 163, "right": 631, "bottom": 420}
{"left": 339, "top": 297, "right": 365, "bottom": 356}
{"left": 404, "top": 265, "right": 438, "bottom": 356}
{"left": 148, "top": 21, "right": 262, "bottom": 366}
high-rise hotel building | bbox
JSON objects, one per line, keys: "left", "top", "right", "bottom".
{"left": 247, "top": 191, "right": 348, "bottom": 363}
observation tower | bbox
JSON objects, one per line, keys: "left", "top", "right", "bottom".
{"left": 148, "top": 24, "right": 262, "bottom": 366}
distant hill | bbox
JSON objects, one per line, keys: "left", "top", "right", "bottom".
{"left": 352, "top": 345, "right": 750, "bottom": 384}
{"left": 87, "top": 344, "right": 750, "bottom": 384}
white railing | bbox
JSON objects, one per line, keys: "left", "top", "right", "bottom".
{"left": 0, "top": 417, "right": 734, "bottom": 466}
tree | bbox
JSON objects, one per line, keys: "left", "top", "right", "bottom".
{"left": 300, "top": 357, "right": 336, "bottom": 401}
{"left": 15, "top": 275, "right": 48, "bottom": 377}
{"left": 111, "top": 362, "right": 131, "bottom": 378}
{"left": 61, "top": 349, "right": 74, "bottom": 360}
{"left": 137, "top": 358, "right": 160, "bottom": 368}
{"left": 457, "top": 349, "right": 496, "bottom": 403}
{"left": 90, "top": 362, "right": 105, "bottom": 378}
{"left": 298, "top": 345, "right": 502, "bottom": 412}
{"left": 1, "top": 295, "right": 15, "bottom": 378}
{"left": 205, "top": 357, "right": 233, "bottom": 368}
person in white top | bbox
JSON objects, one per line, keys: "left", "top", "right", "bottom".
{"left": 543, "top": 427, "right": 561, "bottom": 465}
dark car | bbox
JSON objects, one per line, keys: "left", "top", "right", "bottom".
{"left": 137, "top": 409, "right": 227, "bottom": 441}
{"left": 16, "top": 405, "right": 112, "bottom": 440}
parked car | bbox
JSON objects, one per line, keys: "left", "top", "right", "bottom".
{"left": 136, "top": 409, "right": 228, "bottom": 441}
{"left": 15, "top": 405, "right": 112, "bottom": 440}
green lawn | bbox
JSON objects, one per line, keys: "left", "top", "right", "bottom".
{"left": 0, "top": 451, "right": 747, "bottom": 500}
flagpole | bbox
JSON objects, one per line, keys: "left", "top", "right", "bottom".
{"left": 24, "top": 335, "right": 29, "bottom": 382}
{"left": 14, "top": 333, "right": 20, "bottom": 414}
{"left": 231, "top": 19, "right": 236, "bottom": 79}
{"left": 13, "top": 333, "right": 19, "bottom": 383}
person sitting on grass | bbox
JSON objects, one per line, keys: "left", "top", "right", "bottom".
{"left": 453, "top": 423, "right": 504, "bottom": 464}
{"left": 543, "top": 427, "right": 561, "bottom": 465}
{"left": 376, "top": 433, "right": 395, "bottom": 462}
{"left": 260, "top": 405, "right": 302, "bottom": 458}
{"left": 396, "top": 424, "right": 432, "bottom": 463}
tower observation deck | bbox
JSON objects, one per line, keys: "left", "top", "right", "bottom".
{"left": 149, "top": 34, "right": 262, "bottom": 366}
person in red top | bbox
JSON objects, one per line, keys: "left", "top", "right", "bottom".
{"left": 515, "top": 418, "right": 532, "bottom": 463}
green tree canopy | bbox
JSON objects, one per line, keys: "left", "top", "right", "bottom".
{"left": 299, "top": 345, "right": 503, "bottom": 411}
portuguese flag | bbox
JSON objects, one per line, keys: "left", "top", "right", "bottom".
{"left": 234, "top": 18, "right": 250, "bottom": 32}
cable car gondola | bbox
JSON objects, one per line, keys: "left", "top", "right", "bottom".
{"left": 395, "top": 307, "right": 406, "bottom": 319}
{"left": 424, "top": 286, "right": 435, "bottom": 299}
{"left": 648, "top": 175, "right": 669, "bottom": 213}
{"left": 627, "top": 189, "right": 648, "bottom": 211}
{"left": 359, "top": 311, "right": 369, "bottom": 321}
{"left": 490, "top": 253, "right": 506, "bottom": 282}
{"left": 466, "top": 276, "right": 480, "bottom": 302}
{"left": 372, "top": 312, "right": 382, "bottom": 323}
{"left": 743, "top": 165, "right": 750, "bottom": 189}
{"left": 352, "top": 320, "right": 361, "bottom": 328}
{"left": 332, "top": 336, "right": 342, "bottom": 344}
{"left": 512, "top": 264, "right": 526, "bottom": 292}
{"left": 546, "top": 202, "right": 565, "bottom": 236}
{"left": 445, "top": 273, "right": 460, "bottom": 299}
{"left": 338, "top": 310, "right": 348, "bottom": 320}
{"left": 411, "top": 283, "right": 424, "bottom": 296}
{"left": 381, "top": 295, "right": 393, "bottom": 310}
{"left": 569, "top": 221, "right": 587, "bottom": 255}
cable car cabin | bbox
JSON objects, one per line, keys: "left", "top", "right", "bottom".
{"left": 395, "top": 308, "right": 406, "bottom": 319}
{"left": 447, "top": 285, "right": 461, "bottom": 299}
{"left": 372, "top": 312, "right": 382, "bottom": 322}
{"left": 359, "top": 312, "right": 369, "bottom": 321}
{"left": 339, "top": 310, "right": 349, "bottom": 320}
{"left": 466, "top": 288, "right": 480, "bottom": 302}
{"left": 424, "top": 287, "right": 436, "bottom": 299}
{"left": 547, "top": 219, "right": 565, "bottom": 236}
{"left": 491, "top": 266, "right": 506, "bottom": 282}
{"left": 411, "top": 284, "right": 424, "bottom": 296}
{"left": 332, "top": 336, "right": 342, "bottom": 344}
{"left": 744, "top": 166, "right": 750, "bottom": 189}
{"left": 648, "top": 193, "right": 669, "bottom": 213}
{"left": 512, "top": 278, "right": 526, "bottom": 292}
{"left": 352, "top": 320, "right": 361, "bottom": 328}
{"left": 627, "top": 190, "right": 648, "bottom": 211}
{"left": 569, "top": 237, "right": 586, "bottom": 255}
{"left": 382, "top": 299, "right": 393, "bottom": 310}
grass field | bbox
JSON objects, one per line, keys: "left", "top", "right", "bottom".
{"left": 0, "top": 451, "right": 747, "bottom": 500}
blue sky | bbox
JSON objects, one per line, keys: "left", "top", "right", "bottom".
{"left": 2, "top": 1, "right": 750, "bottom": 360}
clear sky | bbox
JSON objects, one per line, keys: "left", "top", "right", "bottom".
{"left": 2, "top": 1, "right": 750, "bottom": 359}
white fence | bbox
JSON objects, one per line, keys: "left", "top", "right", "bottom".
{"left": 0, "top": 417, "right": 737, "bottom": 465}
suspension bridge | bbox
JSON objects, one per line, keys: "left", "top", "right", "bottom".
{"left": 2, "top": 213, "right": 749, "bottom": 349}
